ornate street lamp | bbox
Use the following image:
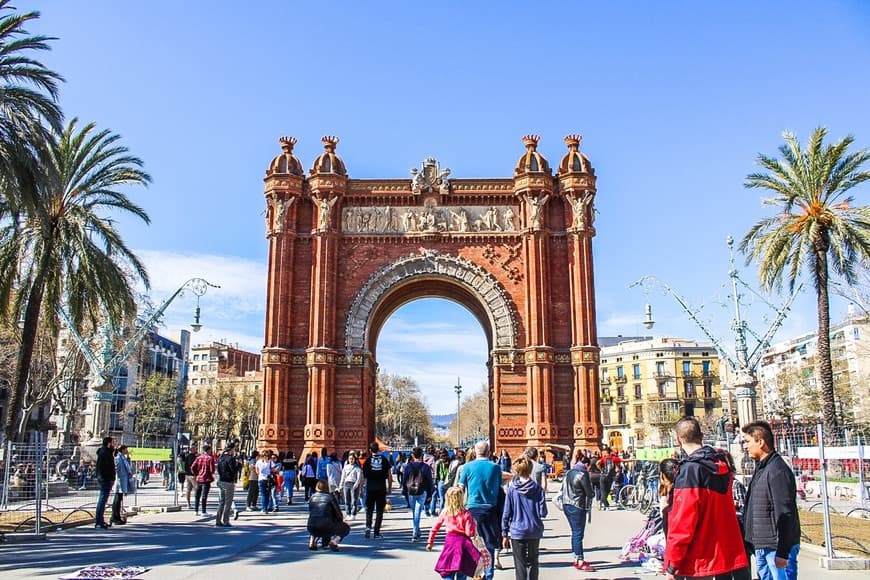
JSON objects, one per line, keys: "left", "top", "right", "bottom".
{"left": 454, "top": 378, "right": 462, "bottom": 448}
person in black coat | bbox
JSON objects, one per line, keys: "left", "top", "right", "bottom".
{"left": 94, "top": 437, "right": 116, "bottom": 529}
{"left": 741, "top": 421, "right": 801, "bottom": 580}
{"left": 307, "top": 479, "right": 350, "bottom": 551}
{"left": 561, "top": 453, "right": 596, "bottom": 571}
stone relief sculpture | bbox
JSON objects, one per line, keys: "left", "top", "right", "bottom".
{"left": 526, "top": 193, "right": 550, "bottom": 229}
{"left": 340, "top": 205, "right": 519, "bottom": 234}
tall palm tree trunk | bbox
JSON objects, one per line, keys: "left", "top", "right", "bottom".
{"left": 4, "top": 258, "right": 48, "bottom": 442}
{"left": 814, "top": 244, "right": 838, "bottom": 439}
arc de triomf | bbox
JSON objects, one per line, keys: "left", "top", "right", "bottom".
{"left": 259, "top": 134, "right": 602, "bottom": 457}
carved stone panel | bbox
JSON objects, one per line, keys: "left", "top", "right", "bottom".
{"left": 341, "top": 205, "right": 519, "bottom": 234}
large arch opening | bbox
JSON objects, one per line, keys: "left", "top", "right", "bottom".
{"left": 373, "top": 294, "right": 490, "bottom": 449}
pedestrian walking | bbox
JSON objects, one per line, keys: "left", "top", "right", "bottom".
{"left": 458, "top": 440, "right": 502, "bottom": 580}
{"left": 256, "top": 450, "right": 277, "bottom": 513}
{"left": 596, "top": 446, "right": 621, "bottom": 510}
{"left": 362, "top": 441, "right": 392, "bottom": 539}
{"left": 502, "top": 455, "right": 547, "bottom": 580}
{"left": 404, "top": 446, "right": 435, "bottom": 542}
{"left": 664, "top": 416, "right": 749, "bottom": 580}
{"left": 215, "top": 445, "right": 240, "bottom": 527}
{"left": 190, "top": 443, "right": 216, "bottom": 516}
{"left": 282, "top": 451, "right": 298, "bottom": 505}
{"left": 560, "top": 452, "right": 595, "bottom": 572}
{"left": 742, "top": 420, "right": 801, "bottom": 580}
{"left": 303, "top": 452, "right": 318, "bottom": 500}
{"left": 427, "top": 486, "right": 480, "bottom": 580}
{"left": 243, "top": 451, "right": 259, "bottom": 510}
{"left": 93, "top": 437, "right": 115, "bottom": 529}
{"left": 183, "top": 445, "right": 199, "bottom": 509}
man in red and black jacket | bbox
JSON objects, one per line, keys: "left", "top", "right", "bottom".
{"left": 664, "top": 417, "right": 749, "bottom": 580}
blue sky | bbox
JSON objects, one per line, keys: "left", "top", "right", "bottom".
{"left": 27, "top": 1, "right": 870, "bottom": 413}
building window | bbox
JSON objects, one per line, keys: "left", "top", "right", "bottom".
{"left": 704, "top": 380, "right": 713, "bottom": 398}
{"left": 617, "top": 385, "right": 624, "bottom": 399}
{"left": 617, "top": 366, "right": 624, "bottom": 378}
{"left": 191, "top": 378, "right": 198, "bottom": 385}
{"left": 658, "top": 382, "right": 666, "bottom": 398}
{"left": 634, "top": 383, "right": 642, "bottom": 399}
{"left": 635, "top": 405, "right": 644, "bottom": 422}
{"left": 684, "top": 381, "right": 695, "bottom": 398}
{"left": 618, "top": 407, "right": 627, "bottom": 424}
{"left": 854, "top": 327, "right": 860, "bottom": 340}
{"left": 193, "top": 354, "right": 200, "bottom": 361}
{"left": 702, "top": 360, "right": 711, "bottom": 377}
{"left": 192, "top": 365, "right": 199, "bottom": 371}
{"left": 602, "top": 368, "right": 609, "bottom": 381}
{"left": 682, "top": 361, "right": 691, "bottom": 377}
{"left": 633, "top": 364, "right": 641, "bottom": 379}
{"left": 656, "top": 361, "right": 665, "bottom": 377}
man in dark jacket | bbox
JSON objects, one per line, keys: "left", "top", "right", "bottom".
{"left": 215, "top": 445, "right": 240, "bottom": 527}
{"left": 742, "top": 421, "right": 800, "bottom": 580}
{"left": 562, "top": 455, "right": 595, "bottom": 571}
{"left": 307, "top": 479, "right": 350, "bottom": 551}
{"left": 664, "top": 417, "right": 749, "bottom": 580}
{"left": 94, "top": 436, "right": 115, "bottom": 529}
{"left": 402, "top": 447, "right": 434, "bottom": 542}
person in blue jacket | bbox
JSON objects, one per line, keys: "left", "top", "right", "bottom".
{"left": 501, "top": 455, "right": 547, "bottom": 580}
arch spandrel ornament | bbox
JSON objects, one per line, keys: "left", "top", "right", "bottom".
{"left": 345, "top": 250, "right": 518, "bottom": 354}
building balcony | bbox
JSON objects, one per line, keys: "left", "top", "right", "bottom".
{"left": 615, "top": 375, "right": 628, "bottom": 384}
{"left": 654, "top": 372, "right": 672, "bottom": 379}
{"left": 601, "top": 396, "right": 614, "bottom": 405}
{"left": 616, "top": 396, "right": 628, "bottom": 404}
{"left": 650, "top": 393, "right": 679, "bottom": 402}
{"left": 701, "top": 371, "right": 716, "bottom": 378}
{"left": 599, "top": 377, "right": 611, "bottom": 385}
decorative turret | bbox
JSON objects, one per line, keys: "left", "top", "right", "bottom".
{"left": 266, "top": 136, "right": 304, "bottom": 176}
{"left": 558, "top": 134, "right": 594, "bottom": 175}
{"left": 310, "top": 136, "right": 347, "bottom": 176}
{"left": 514, "top": 134, "right": 551, "bottom": 176}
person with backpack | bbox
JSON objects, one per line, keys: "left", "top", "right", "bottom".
{"left": 596, "top": 446, "right": 621, "bottom": 510}
{"left": 403, "top": 446, "right": 435, "bottom": 542}
{"left": 362, "top": 441, "right": 393, "bottom": 539}
{"left": 215, "top": 445, "right": 240, "bottom": 527}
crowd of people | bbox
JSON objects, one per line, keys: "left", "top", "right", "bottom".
{"left": 87, "top": 417, "right": 800, "bottom": 580}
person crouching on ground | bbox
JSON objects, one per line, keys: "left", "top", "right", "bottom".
{"left": 502, "top": 455, "right": 547, "bottom": 580}
{"left": 307, "top": 479, "right": 350, "bottom": 551}
{"left": 427, "top": 486, "right": 480, "bottom": 580}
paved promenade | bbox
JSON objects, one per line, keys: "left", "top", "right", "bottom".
{"left": 0, "top": 487, "right": 864, "bottom": 579}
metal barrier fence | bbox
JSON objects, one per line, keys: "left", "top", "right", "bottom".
{"left": 734, "top": 422, "right": 870, "bottom": 557}
{"left": 1, "top": 438, "right": 181, "bottom": 536}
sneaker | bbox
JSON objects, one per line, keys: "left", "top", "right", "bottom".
{"left": 351, "top": 514, "right": 357, "bottom": 521}
{"left": 574, "top": 561, "right": 596, "bottom": 572}
{"left": 364, "top": 528, "right": 371, "bottom": 539}
{"left": 195, "top": 511, "right": 200, "bottom": 516}
{"left": 202, "top": 512, "right": 210, "bottom": 517}
{"left": 189, "top": 505, "right": 195, "bottom": 510}
{"left": 411, "top": 535, "right": 417, "bottom": 543}
{"left": 374, "top": 533, "right": 383, "bottom": 539}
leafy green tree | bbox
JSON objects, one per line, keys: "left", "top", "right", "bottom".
{"left": 741, "top": 127, "right": 870, "bottom": 436}
{"left": 0, "top": 119, "right": 151, "bottom": 441}
{"left": 375, "top": 372, "right": 433, "bottom": 445}
{"left": 131, "top": 373, "right": 178, "bottom": 446}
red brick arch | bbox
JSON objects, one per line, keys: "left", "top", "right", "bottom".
{"left": 258, "top": 135, "right": 603, "bottom": 458}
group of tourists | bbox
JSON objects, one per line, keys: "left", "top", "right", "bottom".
{"left": 92, "top": 417, "right": 801, "bottom": 580}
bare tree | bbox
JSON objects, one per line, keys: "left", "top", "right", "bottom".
{"left": 375, "top": 371, "right": 433, "bottom": 445}
{"left": 450, "top": 383, "right": 489, "bottom": 446}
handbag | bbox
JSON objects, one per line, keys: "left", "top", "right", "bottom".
{"left": 472, "top": 535, "right": 491, "bottom": 577}
{"left": 553, "top": 473, "right": 568, "bottom": 511}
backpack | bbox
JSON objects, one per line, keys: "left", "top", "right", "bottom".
{"left": 405, "top": 462, "right": 424, "bottom": 496}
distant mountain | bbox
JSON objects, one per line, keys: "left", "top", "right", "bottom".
{"left": 431, "top": 413, "right": 455, "bottom": 428}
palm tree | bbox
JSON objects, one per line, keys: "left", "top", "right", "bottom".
{"left": 0, "top": 119, "right": 151, "bottom": 441}
{"left": 740, "top": 127, "right": 870, "bottom": 436}
{"left": 0, "top": 0, "right": 64, "bottom": 215}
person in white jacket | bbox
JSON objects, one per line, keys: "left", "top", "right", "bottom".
{"left": 111, "top": 445, "right": 134, "bottom": 525}
{"left": 339, "top": 452, "right": 363, "bottom": 520}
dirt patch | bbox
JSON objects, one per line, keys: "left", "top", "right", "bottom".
{"left": 0, "top": 509, "right": 94, "bottom": 533}
{"left": 800, "top": 509, "right": 870, "bottom": 556}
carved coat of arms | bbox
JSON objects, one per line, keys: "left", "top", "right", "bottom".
{"left": 410, "top": 157, "right": 451, "bottom": 194}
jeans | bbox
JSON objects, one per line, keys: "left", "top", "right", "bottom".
{"left": 95, "top": 479, "right": 114, "bottom": 525}
{"left": 284, "top": 470, "right": 296, "bottom": 503}
{"left": 216, "top": 481, "right": 234, "bottom": 525}
{"left": 259, "top": 480, "right": 273, "bottom": 512}
{"left": 756, "top": 545, "right": 799, "bottom": 580}
{"left": 441, "top": 574, "right": 467, "bottom": 580}
{"left": 195, "top": 481, "right": 211, "bottom": 513}
{"left": 409, "top": 493, "right": 426, "bottom": 537}
{"left": 343, "top": 484, "right": 360, "bottom": 518}
{"left": 510, "top": 537, "right": 541, "bottom": 580}
{"left": 468, "top": 506, "right": 499, "bottom": 580}
{"left": 563, "top": 504, "right": 588, "bottom": 560}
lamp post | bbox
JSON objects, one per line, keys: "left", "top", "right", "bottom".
{"left": 454, "top": 378, "right": 462, "bottom": 448}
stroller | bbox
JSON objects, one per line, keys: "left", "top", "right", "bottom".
{"left": 620, "top": 509, "right": 664, "bottom": 563}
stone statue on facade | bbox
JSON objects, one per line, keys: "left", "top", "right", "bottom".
{"left": 451, "top": 208, "right": 469, "bottom": 232}
{"left": 272, "top": 197, "right": 294, "bottom": 233}
{"left": 567, "top": 191, "right": 593, "bottom": 229}
{"left": 503, "top": 207, "right": 517, "bottom": 231}
{"left": 316, "top": 196, "right": 338, "bottom": 231}
{"left": 527, "top": 193, "right": 550, "bottom": 229}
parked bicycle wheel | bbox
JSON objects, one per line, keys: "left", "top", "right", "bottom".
{"left": 618, "top": 484, "right": 639, "bottom": 509}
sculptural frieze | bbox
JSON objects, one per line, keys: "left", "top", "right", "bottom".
{"left": 340, "top": 205, "right": 518, "bottom": 234}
